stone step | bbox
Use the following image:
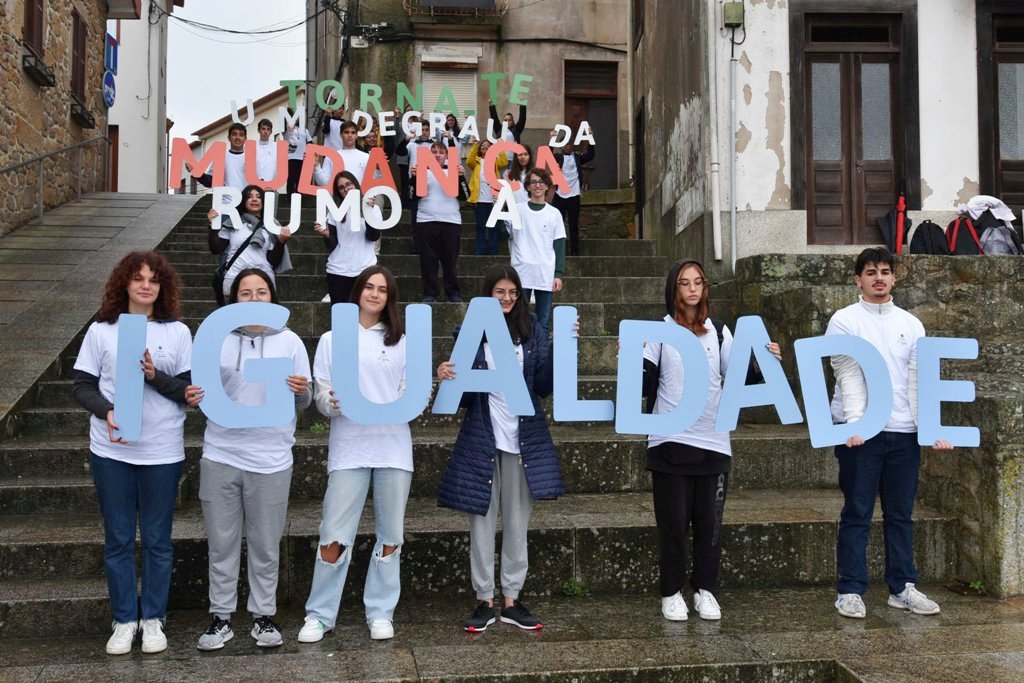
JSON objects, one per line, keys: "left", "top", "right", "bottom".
{"left": 165, "top": 254, "right": 671, "bottom": 278}
{"left": 0, "top": 585, "right": 1013, "bottom": 680}
{"left": 160, "top": 236, "right": 659, "bottom": 257}
{"left": 0, "top": 426, "right": 839, "bottom": 514}
{"left": 182, "top": 275, "right": 664, "bottom": 303}
{"left": 0, "top": 490, "right": 955, "bottom": 636}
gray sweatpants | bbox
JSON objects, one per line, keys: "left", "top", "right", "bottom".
{"left": 469, "top": 450, "right": 534, "bottom": 601}
{"left": 199, "top": 458, "right": 292, "bottom": 618}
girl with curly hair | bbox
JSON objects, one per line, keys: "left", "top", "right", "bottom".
{"left": 71, "top": 251, "right": 193, "bottom": 656}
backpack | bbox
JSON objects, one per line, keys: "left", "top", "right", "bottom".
{"left": 979, "top": 225, "right": 1023, "bottom": 255}
{"left": 909, "top": 220, "right": 950, "bottom": 255}
{"left": 945, "top": 217, "right": 984, "bottom": 255}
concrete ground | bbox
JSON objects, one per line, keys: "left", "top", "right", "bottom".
{"left": 0, "top": 585, "right": 1022, "bottom": 681}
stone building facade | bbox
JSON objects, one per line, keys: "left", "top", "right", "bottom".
{"left": 1, "top": 0, "right": 111, "bottom": 236}
{"left": 305, "top": 0, "right": 630, "bottom": 190}
{"left": 632, "top": 0, "right": 1024, "bottom": 279}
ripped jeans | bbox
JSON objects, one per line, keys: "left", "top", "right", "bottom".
{"left": 304, "top": 467, "right": 412, "bottom": 628}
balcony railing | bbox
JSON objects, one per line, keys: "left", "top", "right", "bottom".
{"left": 403, "top": 0, "right": 507, "bottom": 18}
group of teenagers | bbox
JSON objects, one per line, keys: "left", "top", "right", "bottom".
{"left": 195, "top": 105, "right": 593, "bottom": 330}
{"left": 76, "top": 224, "right": 950, "bottom": 656}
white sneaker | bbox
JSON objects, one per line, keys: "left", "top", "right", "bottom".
{"left": 321, "top": 293, "right": 331, "bottom": 303}
{"left": 835, "top": 593, "right": 867, "bottom": 619}
{"left": 297, "top": 616, "right": 330, "bottom": 643}
{"left": 693, "top": 589, "right": 722, "bottom": 620}
{"left": 888, "top": 583, "right": 940, "bottom": 615}
{"left": 661, "top": 592, "right": 688, "bottom": 621}
{"left": 140, "top": 619, "right": 167, "bottom": 653}
{"left": 106, "top": 621, "right": 138, "bottom": 655}
{"left": 369, "top": 618, "right": 394, "bottom": 640}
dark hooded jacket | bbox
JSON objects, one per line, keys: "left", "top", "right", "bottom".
{"left": 436, "top": 315, "right": 564, "bottom": 515}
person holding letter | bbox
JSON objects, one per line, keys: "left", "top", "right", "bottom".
{"left": 415, "top": 141, "right": 467, "bottom": 303}
{"left": 642, "top": 259, "right": 781, "bottom": 622}
{"left": 828, "top": 248, "right": 953, "bottom": 619}
{"left": 72, "top": 251, "right": 192, "bottom": 655}
{"left": 189, "top": 269, "right": 312, "bottom": 650}
{"left": 436, "top": 264, "right": 565, "bottom": 633}
{"left": 467, "top": 138, "right": 507, "bottom": 256}
{"left": 297, "top": 265, "right": 415, "bottom": 644}
{"left": 313, "top": 171, "right": 382, "bottom": 304}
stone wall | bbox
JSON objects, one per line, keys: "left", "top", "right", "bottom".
{"left": 731, "top": 253, "right": 1024, "bottom": 597}
{"left": 0, "top": 0, "right": 109, "bottom": 236}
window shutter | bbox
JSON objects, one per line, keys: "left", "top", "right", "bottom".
{"left": 421, "top": 69, "right": 478, "bottom": 118}
{"left": 71, "top": 12, "right": 85, "bottom": 100}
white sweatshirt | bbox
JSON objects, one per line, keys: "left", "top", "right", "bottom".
{"left": 827, "top": 296, "right": 924, "bottom": 433}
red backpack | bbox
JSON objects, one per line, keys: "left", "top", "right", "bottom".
{"left": 945, "top": 217, "right": 984, "bottom": 255}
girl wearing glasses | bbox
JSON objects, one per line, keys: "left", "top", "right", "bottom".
{"left": 642, "top": 259, "right": 781, "bottom": 623}
{"left": 435, "top": 263, "right": 565, "bottom": 633}
{"left": 313, "top": 171, "right": 382, "bottom": 305}
{"left": 188, "top": 268, "right": 312, "bottom": 651}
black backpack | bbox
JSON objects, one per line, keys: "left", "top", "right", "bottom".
{"left": 909, "top": 220, "right": 950, "bottom": 255}
{"left": 945, "top": 217, "right": 984, "bottom": 255}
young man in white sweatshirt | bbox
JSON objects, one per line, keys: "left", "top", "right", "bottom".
{"left": 826, "top": 248, "right": 952, "bottom": 620}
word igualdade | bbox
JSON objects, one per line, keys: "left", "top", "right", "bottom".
{"left": 111, "top": 300, "right": 980, "bottom": 449}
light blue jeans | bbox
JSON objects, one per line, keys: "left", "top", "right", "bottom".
{"left": 304, "top": 467, "right": 413, "bottom": 628}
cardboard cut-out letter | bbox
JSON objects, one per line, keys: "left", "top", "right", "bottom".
{"left": 459, "top": 116, "right": 479, "bottom": 142}
{"left": 549, "top": 125, "right": 572, "bottom": 148}
{"left": 330, "top": 303, "right": 432, "bottom": 424}
{"left": 112, "top": 313, "right": 147, "bottom": 442}
{"left": 378, "top": 110, "right": 396, "bottom": 137}
{"left": 794, "top": 335, "right": 893, "bottom": 448}
{"left": 510, "top": 73, "right": 533, "bottom": 105}
{"left": 169, "top": 137, "right": 225, "bottom": 189}
{"left": 360, "top": 148, "right": 398, "bottom": 195}
{"left": 263, "top": 192, "right": 302, "bottom": 235}
{"left": 351, "top": 109, "right": 374, "bottom": 135}
{"left": 230, "top": 99, "right": 254, "bottom": 126}
{"left": 534, "top": 146, "right": 570, "bottom": 195}
{"left": 280, "top": 80, "right": 303, "bottom": 109}
{"left": 363, "top": 188, "right": 402, "bottom": 230}
{"left": 298, "top": 144, "right": 343, "bottom": 195}
{"left": 192, "top": 303, "right": 295, "bottom": 428}
{"left": 615, "top": 320, "right": 710, "bottom": 436}
{"left": 316, "top": 80, "right": 344, "bottom": 110}
{"left": 485, "top": 183, "right": 523, "bottom": 231}
{"left": 715, "top": 316, "right": 803, "bottom": 431}
{"left": 917, "top": 337, "right": 980, "bottom": 447}
{"left": 415, "top": 146, "right": 459, "bottom": 198}
{"left": 553, "top": 306, "right": 613, "bottom": 422}
{"left": 483, "top": 141, "right": 524, "bottom": 191}
{"left": 359, "top": 83, "right": 383, "bottom": 114}
{"left": 210, "top": 187, "right": 242, "bottom": 230}
{"left": 574, "top": 121, "right": 597, "bottom": 146}
{"left": 432, "top": 298, "right": 532, "bottom": 415}
{"left": 316, "top": 188, "right": 360, "bottom": 228}
{"left": 278, "top": 104, "right": 304, "bottom": 131}
{"left": 401, "top": 110, "right": 423, "bottom": 136}
{"left": 396, "top": 82, "right": 422, "bottom": 112}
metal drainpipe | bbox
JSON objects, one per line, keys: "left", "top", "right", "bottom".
{"left": 730, "top": 48, "right": 738, "bottom": 274}
{"left": 707, "top": 0, "right": 723, "bottom": 261}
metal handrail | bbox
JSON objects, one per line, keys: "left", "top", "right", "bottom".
{"left": 0, "top": 135, "right": 110, "bottom": 220}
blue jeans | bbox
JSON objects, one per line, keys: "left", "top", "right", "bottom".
{"left": 91, "top": 454, "right": 182, "bottom": 623}
{"left": 835, "top": 431, "right": 920, "bottom": 596}
{"left": 304, "top": 467, "right": 412, "bottom": 627}
{"left": 473, "top": 202, "right": 498, "bottom": 255}
{"left": 522, "top": 288, "right": 553, "bottom": 335}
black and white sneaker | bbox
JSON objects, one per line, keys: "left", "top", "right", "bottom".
{"left": 196, "top": 616, "right": 233, "bottom": 651}
{"left": 500, "top": 601, "right": 542, "bottom": 630}
{"left": 464, "top": 601, "right": 497, "bottom": 632}
{"left": 251, "top": 615, "right": 283, "bottom": 648}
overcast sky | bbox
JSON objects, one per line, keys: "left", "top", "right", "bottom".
{"left": 167, "top": 0, "right": 306, "bottom": 142}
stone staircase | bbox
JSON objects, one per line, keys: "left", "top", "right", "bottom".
{"left": 0, "top": 198, "right": 962, "bottom": 677}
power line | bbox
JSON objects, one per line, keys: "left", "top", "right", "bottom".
{"left": 151, "top": 0, "right": 328, "bottom": 36}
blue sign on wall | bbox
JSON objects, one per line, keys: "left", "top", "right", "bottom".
{"left": 104, "top": 33, "right": 118, "bottom": 75}
{"left": 103, "top": 70, "right": 116, "bottom": 109}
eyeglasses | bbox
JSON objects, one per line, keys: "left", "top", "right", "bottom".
{"left": 526, "top": 180, "right": 546, "bottom": 186}
{"left": 677, "top": 278, "right": 706, "bottom": 289}
{"left": 493, "top": 289, "right": 519, "bottom": 300}
{"left": 337, "top": 182, "right": 356, "bottom": 191}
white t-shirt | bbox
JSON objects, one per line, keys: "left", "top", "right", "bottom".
{"left": 202, "top": 328, "right": 310, "bottom": 474}
{"left": 326, "top": 205, "right": 381, "bottom": 277}
{"left": 340, "top": 147, "right": 369, "bottom": 186}
{"left": 312, "top": 328, "right": 413, "bottom": 472}
{"left": 557, "top": 153, "right": 581, "bottom": 199}
{"left": 75, "top": 320, "right": 192, "bottom": 465}
{"left": 286, "top": 127, "right": 312, "bottom": 161}
{"left": 218, "top": 222, "right": 276, "bottom": 296}
{"left": 407, "top": 139, "right": 433, "bottom": 178}
{"left": 510, "top": 203, "right": 565, "bottom": 291}
{"left": 217, "top": 151, "right": 247, "bottom": 208}
{"left": 827, "top": 297, "right": 924, "bottom": 432}
{"left": 416, "top": 168, "right": 462, "bottom": 224}
{"left": 477, "top": 164, "right": 495, "bottom": 204}
{"left": 484, "top": 342, "right": 524, "bottom": 454}
{"left": 505, "top": 170, "right": 529, "bottom": 204}
{"left": 324, "top": 118, "right": 344, "bottom": 152}
{"left": 255, "top": 141, "right": 278, "bottom": 183}
{"left": 644, "top": 316, "right": 732, "bottom": 457}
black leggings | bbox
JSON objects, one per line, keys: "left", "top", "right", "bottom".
{"left": 553, "top": 194, "right": 581, "bottom": 256}
{"left": 287, "top": 159, "right": 304, "bottom": 195}
{"left": 326, "top": 274, "right": 357, "bottom": 305}
{"left": 651, "top": 470, "right": 728, "bottom": 596}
